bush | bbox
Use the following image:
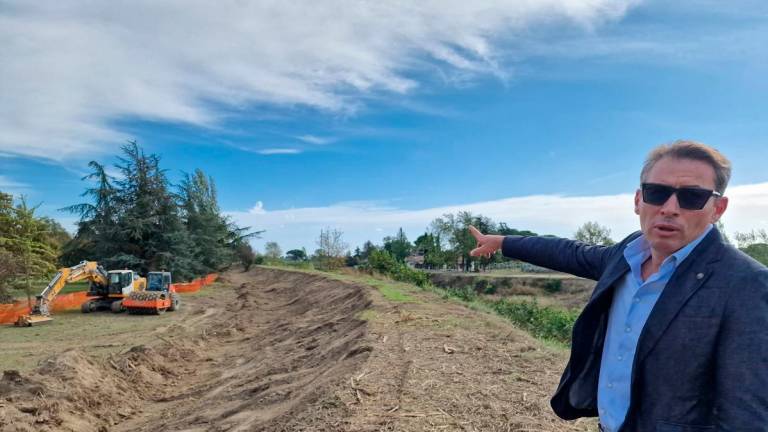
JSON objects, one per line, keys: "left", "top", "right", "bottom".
{"left": 442, "top": 285, "right": 477, "bottom": 302}
{"left": 490, "top": 299, "right": 577, "bottom": 343}
{"left": 367, "top": 249, "right": 398, "bottom": 274}
{"left": 543, "top": 279, "right": 562, "bottom": 294}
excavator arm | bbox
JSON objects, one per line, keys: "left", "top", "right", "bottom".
{"left": 15, "top": 261, "right": 108, "bottom": 327}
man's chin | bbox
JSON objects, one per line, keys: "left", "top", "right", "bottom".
{"left": 648, "top": 237, "right": 684, "bottom": 257}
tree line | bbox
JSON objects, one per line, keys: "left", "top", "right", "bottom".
{"left": 1, "top": 141, "right": 259, "bottom": 303}
{"left": 61, "top": 141, "right": 258, "bottom": 281}
{"left": 264, "top": 214, "right": 768, "bottom": 271}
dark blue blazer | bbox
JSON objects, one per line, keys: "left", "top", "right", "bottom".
{"left": 502, "top": 228, "right": 768, "bottom": 431}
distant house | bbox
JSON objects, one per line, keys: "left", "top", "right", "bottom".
{"left": 404, "top": 253, "right": 425, "bottom": 268}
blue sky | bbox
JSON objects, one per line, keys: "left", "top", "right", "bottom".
{"left": 2, "top": 0, "right": 768, "bottom": 252}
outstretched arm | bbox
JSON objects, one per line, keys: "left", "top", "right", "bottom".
{"left": 469, "top": 225, "right": 618, "bottom": 281}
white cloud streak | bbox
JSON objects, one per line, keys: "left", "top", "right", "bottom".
{"left": 296, "top": 135, "right": 334, "bottom": 145}
{"left": 228, "top": 182, "right": 768, "bottom": 253}
{"left": 257, "top": 148, "right": 302, "bottom": 155}
{"left": 0, "top": 0, "right": 636, "bottom": 160}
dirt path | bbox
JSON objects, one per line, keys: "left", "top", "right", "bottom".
{"left": 0, "top": 267, "right": 595, "bottom": 431}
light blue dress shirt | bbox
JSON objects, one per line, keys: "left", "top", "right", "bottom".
{"left": 597, "top": 224, "right": 713, "bottom": 431}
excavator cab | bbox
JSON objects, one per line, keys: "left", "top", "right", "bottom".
{"left": 82, "top": 269, "right": 146, "bottom": 313}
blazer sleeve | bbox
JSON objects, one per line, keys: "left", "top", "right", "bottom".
{"left": 714, "top": 268, "right": 768, "bottom": 430}
{"left": 501, "top": 235, "right": 623, "bottom": 281}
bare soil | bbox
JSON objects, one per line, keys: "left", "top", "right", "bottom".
{"left": 0, "top": 267, "right": 596, "bottom": 431}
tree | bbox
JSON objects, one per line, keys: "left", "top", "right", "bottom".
{"left": 316, "top": 227, "right": 348, "bottom": 258}
{"left": 315, "top": 227, "right": 348, "bottom": 270}
{"left": 0, "top": 194, "right": 59, "bottom": 301}
{"left": 383, "top": 227, "right": 412, "bottom": 262}
{"left": 234, "top": 242, "right": 257, "bottom": 271}
{"left": 734, "top": 229, "right": 768, "bottom": 266}
{"left": 264, "top": 242, "right": 282, "bottom": 260}
{"left": 574, "top": 221, "right": 615, "bottom": 246}
{"left": 414, "top": 232, "right": 444, "bottom": 269}
{"left": 497, "top": 222, "right": 537, "bottom": 237}
{"left": 286, "top": 249, "right": 307, "bottom": 261}
{"left": 62, "top": 141, "right": 258, "bottom": 281}
{"left": 360, "top": 241, "right": 378, "bottom": 261}
{"left": 0, "top": 249, "right": 23, "bottom": 303}
{"left": 430, "top": 211, "right": 496, "bottom": 271}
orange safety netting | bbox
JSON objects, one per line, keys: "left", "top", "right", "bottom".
{"left": 0, "top": 292, "right": 93, "bottom": 324}
{"left": 50, "top": 292, "right": 92, "bottom": 313}
{"left": 171, "top": 272, "right": 218, "bottom": 293}
{"left": 0, "top": 302, "right": 31, "bottom": 325}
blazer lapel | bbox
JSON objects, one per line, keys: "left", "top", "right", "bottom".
{"left": 634, "top": 229, "right": 725, "bottom": 365}
{"left": 591, "top": 258, "right": 630, "bottom": 303}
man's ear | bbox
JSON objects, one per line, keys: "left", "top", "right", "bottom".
{"left": 634, "top": 189, "right": 641, "bottom": 215}
{"left": 712, "top": 196, "right": 729, "bottom": 223}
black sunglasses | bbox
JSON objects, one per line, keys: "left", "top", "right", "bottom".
{"left": 641, "top": 183, "right": 721, "bottom": 210}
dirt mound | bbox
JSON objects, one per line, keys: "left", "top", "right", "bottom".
{"left": 0, "top": 267, "right": 371, "bottom": 432}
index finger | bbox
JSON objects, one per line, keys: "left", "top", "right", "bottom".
{"left": 468, "top": 225, "right": 483, "bottom": 240}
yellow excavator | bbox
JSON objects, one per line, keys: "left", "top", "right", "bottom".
{"left": 14, "top": 261, "right": 147, "bottom": 326}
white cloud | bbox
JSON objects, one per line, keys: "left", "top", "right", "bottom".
{"left": 257, "top": 148, "right": 302, "bottom": 155}
{"left": 0, "top": 0, "right": 636, "bottom": 160}
{"left": 249, "top": 201, "right": 266, "bottom": 214}
{"left": 296, "top": 135, "right": 333, "bottom": 145}
{"left": 229, "top": 182, "right": 768, "bottom": 253}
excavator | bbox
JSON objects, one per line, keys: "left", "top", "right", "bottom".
{"left": 14, "top": 261, "right": 147, "bottom": 326}
{"left": 81, "top": 268, "right": 146, "bottom": 313}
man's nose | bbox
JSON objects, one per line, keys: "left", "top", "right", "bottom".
{"left": 659, "top": 192, "right": 681, "bottom": 216}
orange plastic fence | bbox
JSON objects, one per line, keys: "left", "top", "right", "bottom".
{"left": 50, "top": 292, "right": 92, "bottom": 313}
{"left": 0, "top": 302, "right": 31, "bottom": 325}
{"left": 0, "top": 292, "right": 93, "bottom": 324}
{"left": 0, "top": 273, "right": 219, "bottom": 324}
{"left": 171, "top": 272, "right": 218, "bottom": 293}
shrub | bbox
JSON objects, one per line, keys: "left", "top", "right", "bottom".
{"left": 543, "top": 279, "right": 562, "bottom": 294}
{"left": 367, "top": 249, "right": 398, "bottom": 274}
{"left": 490, "top": 299, "right": 577, "bottom": 343}
{"left": 442, "top": 285, "right": 477, "bottom": 302}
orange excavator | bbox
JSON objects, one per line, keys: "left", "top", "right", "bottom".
{"left": 14, "top": 261, "right": 109, "bottom": 327}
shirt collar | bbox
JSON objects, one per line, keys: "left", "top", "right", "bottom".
{"left": 624, "top": 224, "right": 714, "bottom": 281}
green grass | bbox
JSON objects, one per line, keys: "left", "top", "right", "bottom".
{"left": 377, "top": 284, "right": 416, "bottom": 302}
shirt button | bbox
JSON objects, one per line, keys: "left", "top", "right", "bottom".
{"left": 633, "top": 297, "right": 640, "bottom": 303}
{"left": 625, "top": 326, "right": 632, "bottom": 333}
{"left": 607, "top": 382, "right": 614, "bottom": 388}
{"left": 617, "top": 355, "right": 623, "bottom": 361}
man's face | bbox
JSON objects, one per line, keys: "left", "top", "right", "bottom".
{"left": 634, "top": 156, "right": 728, "bottom": 258}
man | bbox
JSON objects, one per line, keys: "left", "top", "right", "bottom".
{"left": 469, "top": 140, "right": 768, "bottom": 431}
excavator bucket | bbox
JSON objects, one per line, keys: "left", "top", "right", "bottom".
{"left": 14, "top": 314, "right": 53, "bottom": 327}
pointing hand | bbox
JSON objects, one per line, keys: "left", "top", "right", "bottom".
{"left": 469, "top": 225, "right": 504, "bottom": 259}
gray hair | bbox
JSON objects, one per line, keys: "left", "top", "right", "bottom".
{"left": 640, "top": 140, "right": 731, "bottom": 194}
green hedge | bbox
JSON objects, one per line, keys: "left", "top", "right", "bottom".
{"left": 489, "top": 299, "right": 577, "bottom": 343}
